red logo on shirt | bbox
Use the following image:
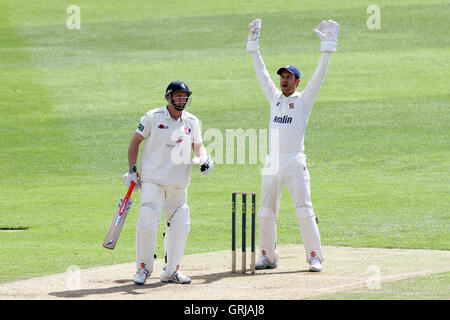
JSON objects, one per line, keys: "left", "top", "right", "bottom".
{"left": 276, "top": 102, "right": 280, "bottom": 107}
{"left": 289, "top": 103, "right": 295, "bottom": 109}
{"left": 176, "top": 137, "right": 183, "bottom": 144}
{"left": 158, "top": 124, "right": 168, "bottom": 129}
{"left": 184, "top": 127, "right": 191, "bottom": 134}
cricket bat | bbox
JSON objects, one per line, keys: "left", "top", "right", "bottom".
{"left": 103, "top": 181, "right": 136, "bottom": 250}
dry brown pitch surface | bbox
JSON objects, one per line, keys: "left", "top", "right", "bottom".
{"left": 1, "top": 244, "right": 449, "bottom": 300}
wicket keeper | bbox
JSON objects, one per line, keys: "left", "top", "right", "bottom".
{"left": 124, "top": 81, "right": 214, "bottom": 285}
{"left": 246, "top": 19, "right": 340, "bottom": 272}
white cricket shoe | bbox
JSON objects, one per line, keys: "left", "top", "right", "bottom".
{"left": 160, "top": 267, "right": 191, "bottom": 284}
{"left": 309, "top": 257, "right": 322, "bottom": 272}
{"left": 255, "top": 250, "right": 279, "bottom": 269}
{"left": 133, "top": 267, "right": 149, "bottom": 285}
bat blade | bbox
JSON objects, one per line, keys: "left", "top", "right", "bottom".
{"left": 103, "top": 182, "right": 135, "bottom": 250}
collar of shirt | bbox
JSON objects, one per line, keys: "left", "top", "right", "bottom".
{"left": 278, "top": 91, "right": 301, "bottom": 99}
{"left": 164, "top": 105, "right": 183, "bottom": 122}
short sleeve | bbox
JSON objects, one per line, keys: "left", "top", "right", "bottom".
{"left": 136, "top": 113, "right": 152, "bottom": 138}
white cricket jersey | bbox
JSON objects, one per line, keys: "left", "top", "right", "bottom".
{"left": 250, "top": 48, "right": 331, "bottom": 154}
{"left": 136, "top": 106, "right": 202, "bottom": 188}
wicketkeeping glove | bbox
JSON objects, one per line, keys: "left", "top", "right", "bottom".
{"left": 123, "top": 165, "right": 140, "bottom": 192}
{"left": 199, "top": 155, "right": 214, "bottom": 175}
{"left": 246, "top": 18, "right": 262, "bottom": 52}
{"left": 314, "top": 20, "right": 340, "bottom": 52}
{"left": 248, "top": 18, "right": 262, "bottom": 41}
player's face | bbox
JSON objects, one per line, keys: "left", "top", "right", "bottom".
{"left": 171, "top": 92, "right": 189, "bottom": 107}
{"left": 279, "top": 71, "right": 300, "bottom": 97}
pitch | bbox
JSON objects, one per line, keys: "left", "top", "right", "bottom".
{"left": 0, "top": 0, "right": 448, "bottom": 299}
{"left": 1, "top": 245, "right": 449, "bottom": 300}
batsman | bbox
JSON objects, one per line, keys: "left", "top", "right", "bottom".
{"left": 124, "top": 81, "right": 213, "bottom": 285}
{"left": 247, "top": 19, "right": 340, "bottom": 272}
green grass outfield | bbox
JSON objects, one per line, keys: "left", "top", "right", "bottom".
{"left": 0, "top": 0, "right": 448, "bottom": 298}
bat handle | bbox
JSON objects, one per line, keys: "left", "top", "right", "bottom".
{"left": 125, "top": 181, "right": 135, "bottom": 198}
{"left": 125, "top": 171, "right": 139, "bottom": 198}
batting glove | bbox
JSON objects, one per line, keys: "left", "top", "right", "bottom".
{"left": 123, "top": 165, "right": 140, "bottom": 191}
{"left": 246, "top": 18, "right": 262, "bottom": 52}
{"left": 314, "top": 20, "right": 340, "bottom": 52}
{"left": 199, "top": 155, "right": 214, "bottom": 175}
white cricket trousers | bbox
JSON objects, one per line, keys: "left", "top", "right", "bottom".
{"left": 135, "top": 182, "right": 190, "bottom": 274}
{"left": 259, "top": 152, "right": 324, "bottom": 263}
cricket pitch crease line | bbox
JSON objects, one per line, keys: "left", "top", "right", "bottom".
{"left": 314, "top": 270, "right": 432, "bottom": 292}
{"left": 187, "top": 271, "right": 431, "bottom": 293}
{"left": 194, "top": 275, "right": 372, "bottom": 291}
{"left": 37, "top": 263, "right": 135, "bottom": 281}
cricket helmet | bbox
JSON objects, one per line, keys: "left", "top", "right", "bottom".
{"left": 165, "top": 81, "right": 192, "bottom": 110}
{"left": 165, "top": 81, "right": 192, "bottom": 97}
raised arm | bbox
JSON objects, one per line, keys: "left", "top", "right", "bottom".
{"left": 246, "top": 19, "right": 280, "bottom": 101}
{"left": 302, "top": 20, "right": 340, "bottom": 109}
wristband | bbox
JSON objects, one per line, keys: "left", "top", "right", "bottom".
{"left": 320, "top": 40, "right": 337, "bottom": 52}
{"left": 246, "top": 40, "right": 259, "bottom": 52}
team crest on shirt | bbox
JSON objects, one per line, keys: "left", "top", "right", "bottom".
{"left": 184, "top": 126, "right": 191, "bottom": 134}
{"left": 158, "top": 123, "right": 168, "bottom": 129}
{"left": 289, "top": 103, "right": 295, "bottom": 109}
{"left": 276, "top": 102, "right": 280, "bottom": 107}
